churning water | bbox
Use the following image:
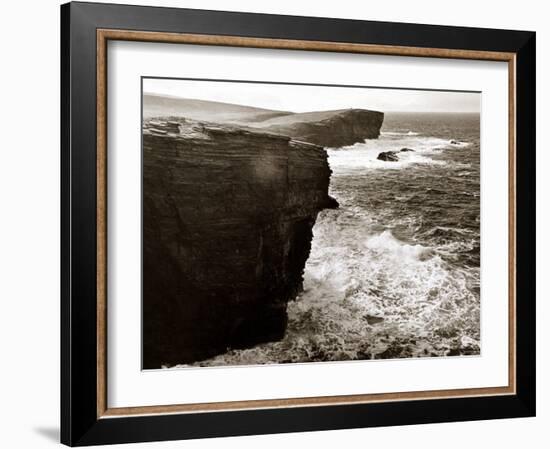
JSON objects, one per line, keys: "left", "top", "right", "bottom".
{"left": 192, "top": 112, "right": 481, "bottom": 366}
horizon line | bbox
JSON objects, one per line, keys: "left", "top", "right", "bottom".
{"left": 143, "top": 91, "right": 481, "bottom": 115}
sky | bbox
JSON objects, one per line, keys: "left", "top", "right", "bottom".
{"left": 143, "top": 78, "right": 480, "bottom": 114}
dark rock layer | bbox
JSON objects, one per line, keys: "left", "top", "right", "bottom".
{"left": 142, "top": 120, "right": 337, "bottom": 368}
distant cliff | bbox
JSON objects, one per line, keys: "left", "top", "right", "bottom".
{"left": 252, "top": 108, "right": 385, "bottom": 147}
{"left": 143, "top": 94, "right": 384, "bottom": 148}
{"left": 142, "top": 119, "right": 338, "bottom": 368}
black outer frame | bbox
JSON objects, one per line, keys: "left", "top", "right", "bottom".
{"left": 60, "top": 1, "right": 536, "bottom": 446}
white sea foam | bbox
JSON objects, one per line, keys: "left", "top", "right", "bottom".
{"left": 191, "top": 212, "right": 480, "bottom": 367}
{"left": 365, "top": 230, "right": 433, "bottom": 261}
{"left": 327, "top": 133, "right": 465, "bottom": 171}
{"left": 381, "top": 131, "right": 420, "bottom": 136}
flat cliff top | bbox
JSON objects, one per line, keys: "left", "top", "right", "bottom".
{"left": 143, "top": 94, "right": 292, "bottom": 123}
{"left": 247, "top": 108, "right": 384, "bottom": 128}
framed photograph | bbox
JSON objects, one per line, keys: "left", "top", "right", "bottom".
{"left": 61, "top": 1, "right": 536, "bottom": 446}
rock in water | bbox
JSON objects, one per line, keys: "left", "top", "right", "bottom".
{"left": 400, "top": 147, "right": 415, "bottom": 152}
{"left": 142, "top": 120, "right": 337, "bottom": 368}
{"left": 377, "top": 151, "right": 399, "bottom": 162}
{"left": 365, "top": 314, "right": 384, "bottom": 325}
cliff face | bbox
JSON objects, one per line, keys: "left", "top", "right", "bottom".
{"left": 255, "top": 109, "right": 385, "bottom": 147}
{"left": 142, "top": 120, "right": 337, "bottom": 368}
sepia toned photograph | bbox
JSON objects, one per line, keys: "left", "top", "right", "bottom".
{"left": 142, "top": 78, "right": 481, "bottom": 370}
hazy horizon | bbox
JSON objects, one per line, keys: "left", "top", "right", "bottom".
{"left": 143, "top": 78, "right": 480, "bottom": 114}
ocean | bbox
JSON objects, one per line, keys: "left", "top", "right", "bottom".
{"left": 192, "top": 112, "right": 481, "bottom": 366}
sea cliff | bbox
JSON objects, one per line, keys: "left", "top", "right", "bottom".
{"left": 143, "top": 94, "right": 384, "bottom": 148}
{"left": 252, "top": 108, "right": 385, "bottom": 147}
{"left": 142, "top": 119, "right": 338, "bottom": 368}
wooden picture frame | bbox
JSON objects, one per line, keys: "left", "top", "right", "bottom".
{"left": 61, "top": 1, "right": 536, "bottom": 446}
